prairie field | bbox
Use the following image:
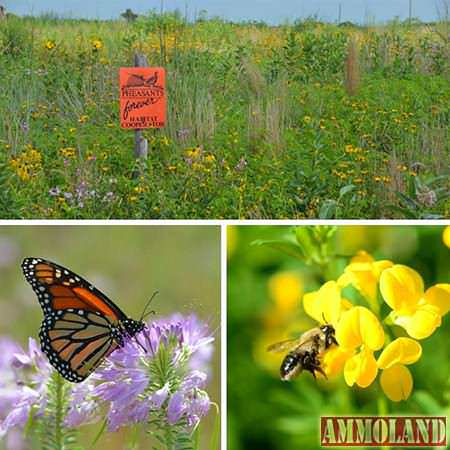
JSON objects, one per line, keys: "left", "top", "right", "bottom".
{"left": 0, "top": 13, "right": 449, "bottom": 219}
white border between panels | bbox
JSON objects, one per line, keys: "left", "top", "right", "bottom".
{"left": 220, "top": 224, "right": 227, "bottom": 450}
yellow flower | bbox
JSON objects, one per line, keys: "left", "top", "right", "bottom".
{"left": 380, "top": 364, "right": 413, "bottom": 402}
{"left": 303, "top": 115, "right": 312, "bottom": 124}
{"left": 92, "top": 39, "right": 103, "bottom": 50}
{"left": 44, "top": 40, "right": 56, "bottom": 50}
{"left": 377, "top": 337, "right": 422, "bottom": 370}
{"left": 335, "top": 306, "right": 385, "bottom": 388}
{"left": 377, "top": 338, "right": 421, "bottom": 401}
{"left": 268, "top": 272, "right": 303, "bottom": 314}
{"left": 303, "top": 281, "right": 350, "bottom": 326}
{"left": 344, "top": 347, "right": 378, "bottom": 388}
{"left": 443, "top": 226, "right": 450, "bottom": 248}
{"left": 380, "top": 265, "right": 450, "bottom": 339}
{"left": 59, "top": 147, "right": 76, "bottom": 158}
{"left": 78, "top": 115, "right": 89, "bottom": 124}
{"left": 338, "top": 251, "right": 393, "bottom": 308}
{"left": 185, "top": 146, "right": 202, "bottom": 159}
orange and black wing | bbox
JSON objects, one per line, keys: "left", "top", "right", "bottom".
{"left": 22, "top": 257, "right": 128, "bottom": 321}
{"left": 22, "top": 257, "right": 127, "bottom": 382}
{"left": 40, "top": 310, "right": 119, "bottom": 382}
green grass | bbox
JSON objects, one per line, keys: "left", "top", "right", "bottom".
{"left": 0, "top": 14, "right": 449, "bottom": 218}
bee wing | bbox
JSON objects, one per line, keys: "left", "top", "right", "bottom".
{"left": 267, "top": 337, "right": 303, "bottom": 353}
{"left": 267, "top": 334, "right": 319, "bottom": 353}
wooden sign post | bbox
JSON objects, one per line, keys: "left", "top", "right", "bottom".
{"left": 119, "top": 54, "right": 166, "bottom": 173}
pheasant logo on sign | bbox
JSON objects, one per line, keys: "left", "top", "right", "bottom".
{"left": 119, "top": 67, "right": 166, "bottom": 129}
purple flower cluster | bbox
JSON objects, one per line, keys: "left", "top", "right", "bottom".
{"left": 0, "top": 314, "right": 214, "bottom": 446}
{"left": 93, "top": 314, "right": 214, "bottom": 432}
{"left": 0, "top": 337, "right": 51, "bottom": 447}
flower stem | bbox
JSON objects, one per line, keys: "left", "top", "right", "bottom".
{"left": 55, "top": 372, "right": 63, "bottom": 450}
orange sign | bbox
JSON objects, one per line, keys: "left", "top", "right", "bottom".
{"left": 119, "top": 67, "right": 166, "bottom": 129}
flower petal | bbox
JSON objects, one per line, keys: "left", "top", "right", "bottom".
{"left": 424, "top": 284, "right": 450, "bottom": 316}
{"left": 303, "top": 281, "right": 343, "bottom": 325}
{"left": 336, "top": 306, "right": 384, "bottom": 351}
{"left": 377, "top": 338, "right": 422, "bottom": 369}
{"left": 394, "top": 304, "right": 441, "bottom": 339}
{"left": 380, "top": 364, "right": 413, "bottom": 401}
{"left": 344, "top": 348, "right": 378, "bottom": 388}
{"left": 322, "top": 346, "right": 355, "bottom": 377}
{"left": 380, "top": 265, "right": 424, "bottom": 314}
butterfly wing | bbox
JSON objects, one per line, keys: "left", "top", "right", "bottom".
{"left": 22, "top": 257, "right": 128, "bottom": 320}
{"left": 22, "top": 257, "right": 128, "bottom": 382}
{"left": 41, "top": 310, "right": 119, "bottom": 382}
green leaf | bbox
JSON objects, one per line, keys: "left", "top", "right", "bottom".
{"left": 338, "top": 184, "right": 355, "bottom": 200}
{"left": 318, "top": 200, "right": 337, "bottom": 219}
{"left": 384, "top": 204, "right": 419, "bottom": 219}
{"left": 251, "top": 239, "right": 306, "bottom": 261}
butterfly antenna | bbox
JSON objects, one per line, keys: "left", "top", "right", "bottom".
{"left": 140, "top": 290, "right": 159, "bottom": 321}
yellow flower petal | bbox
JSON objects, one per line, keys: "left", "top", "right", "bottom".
{"left": 377, "top": 338, "right": 422, "bottom": 369}
{"left": 380, "top": 265, "right": 424, "bottom": 314}
{"left": 424, "top": 284, "right": 450, "bottom": 316}
{"left": 322, "top": 346, "right": 355, "bottom": 377}
{"left": 394, "top": 304, "right": 441, "bottom": 339}
{"left": 443, "top": 226, "right": 450, "bottom": 248}
{"left": 336, "top": 306, "right": 384, "bottom": 351}
{"left": 350, "top": 250, "right": 374, "bottom": 263}
{"left": 318, "top": 281, "right": 342, "bottom": 324}
{"left": 303, "top": 291, "right": 321, "bottom": 323}
{"left": 380, "top": 364, "right": 413, "bottom": 401}
{"left": 372, "top": 260, "right": 394, "bottom": 278}
{"left": 344, "top": 348, "right": 378, "bottom": 388}
{"left": 338, "top": 259, "right": 392, "bottom": 304}
{"left": 303, "top": 281, "right": 342, "bottom": 325}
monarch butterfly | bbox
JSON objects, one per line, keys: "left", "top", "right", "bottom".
{"left": 22, "top": 258, "right": 155, "bottom": 383}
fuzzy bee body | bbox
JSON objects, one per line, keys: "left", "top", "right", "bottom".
{"left": 268, "top": 324, "right": 338, "bottom": 381}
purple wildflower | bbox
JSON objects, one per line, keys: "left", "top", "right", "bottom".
{"left": 94, "top": 314, "right": 214, "bottom": 432}
{"left": 0, "top": 336, "right": 100, "bottom": 440}
{"left": 0, "top": 338, "right": 51, "bottom": 437}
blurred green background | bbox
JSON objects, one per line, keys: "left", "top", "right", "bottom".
{"left": 227, "top": 225, "right": 450, "bottom": 450}
{"left": 0, "top": 225, "right": 220, "bottom": 450}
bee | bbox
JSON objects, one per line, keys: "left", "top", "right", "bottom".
{"left": 267, "top": 324, "right": 338, "bottom": 381}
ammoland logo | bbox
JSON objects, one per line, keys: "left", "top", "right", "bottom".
{"left": 320, "top": 416, "right": 447, "bottom": 447}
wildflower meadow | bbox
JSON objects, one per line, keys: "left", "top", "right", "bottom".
{"left": 0, "top": 12, "right": 449, "bottom": 219}
{"left": 227, "top": 225, "right": 450, "bottom": 450}
{"left": 0, "top": 226, "right": 221, "bottom": 450}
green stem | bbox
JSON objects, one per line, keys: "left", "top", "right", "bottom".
{"left": 377, "top": 396, "right": 390, "bottom": 450}
{"left": 55, "top": 372, "right": 64, "bottom": 450}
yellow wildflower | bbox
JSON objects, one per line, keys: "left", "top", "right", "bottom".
{"left": 380, "top": 265, "right": 450, "bottom": 339}
{"left": 377, "top": 338, "right": 422, "bottom": 401}
{"left": 336, "top": 306, "right": 385, "bottom": 388}
{"left": 44, "top": 40, "right": 56, "bottom": 50}
{"left": 92, "top": 39, "right": 103, "bottom": 50}
{"left": 338, "top": 251, "right": 393, "bottom": 309}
